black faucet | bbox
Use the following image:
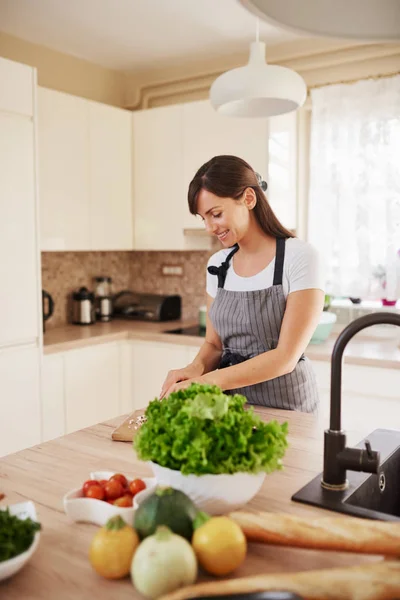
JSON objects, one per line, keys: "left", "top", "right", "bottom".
{"left": 322, "top": 311, "right": 400, "bottom": 490}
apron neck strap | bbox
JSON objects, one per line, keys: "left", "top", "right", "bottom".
{"left": 209, "top": 239, "right": 286, "bottom": 289}
{"left": 273, "top": 237, "right": 286, "bottom": 286}
{"left": 208, "top": 244, "right": 239, "bottom": 288}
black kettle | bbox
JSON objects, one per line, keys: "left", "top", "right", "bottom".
{"left": 42, "top": 290, "right": 54, "bottom": 333}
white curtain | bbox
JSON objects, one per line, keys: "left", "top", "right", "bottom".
{"left": 308, "top": 75, "right": 400, "bottom": 300}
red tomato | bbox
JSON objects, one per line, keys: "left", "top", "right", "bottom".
{"left": 98, "top": 479, "right": 108, "bottom": 488}
{"left": 85, "top": 485, "right": 105, "bottom": 500}
{"left": 109, "top": 473, "right": 128, "bottom": 488}
{"left": 113, "top": 494, "right": 133, "bottom": 508}
{"left": 82, "top": 480, "right": 100, "bottom": 496}
{"left": 129, "top": 479, "right": 146, "bottom": 496}
{"left": 104, "top": 479, "right": 124, "bottom": 500}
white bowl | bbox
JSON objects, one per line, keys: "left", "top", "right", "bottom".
{"left": 63, "top": 470, "right": 157, "bottom": 526}
{"left": 0, "top": 501, "right": 40, "bottom": 582}
{"left": 149, "top": 462, "right": 266, "bottom": 515}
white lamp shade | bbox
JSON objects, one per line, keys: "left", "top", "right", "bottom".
{"left": 210, "top": 42, "right": 307, "bottom": 118}
{"left": 240, "top": 0, "right": 400, "bottom": 42}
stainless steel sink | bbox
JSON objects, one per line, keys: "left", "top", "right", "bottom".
{"left": 292, "top": 429, "right": 400, "bottom": 521}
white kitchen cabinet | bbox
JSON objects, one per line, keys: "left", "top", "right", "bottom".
{"left": 0, "top": 58, "right": 42, "bottom": 458}
{"left": 0, "top": 57, "right": 33, "bottom": 117}
{"left": 182, "top": 100, "right": 269, "bottom": 230}
{"left": 0, "top": 111, "right": 39, "bottom": 346}
{"left": 89, "top": 102, "right": 133, "bottom": 250}
{"left": 132, "top": 100, "right": 270, "bottom": 249}
{"left": 186, "top": 344, "right": 202, "bottom": 364}
{"left": 64, "top": 343, "right": 120, "bottom": 433}
{"left": 0, "top": 346, "right": 41, "bottom": 457}
{"left": 38, "top": 87, "right": 91, "bottom": 250}
{"left": 38, "top": 88, "right": 133, "bottom": 251}
{"left": 132, "top": 105, "right": 186, "bottom": 250}
{"left": 130, "top": 340, "right": 192, "bottom": 409}
{"left": 119, "top": 341, "right": 134, "bottom": 414}
{"left": 41, "top": 353, "right": 65, "bottom": 442}
{"left": 267, "top": 112, "right": 298, "bottom": 231}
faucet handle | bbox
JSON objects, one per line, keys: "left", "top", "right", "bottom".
{"left": 365, "top": 440, "right": 373, "bottom": 459}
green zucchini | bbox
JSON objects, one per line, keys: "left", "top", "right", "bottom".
{"left": 134, "top": 487, "right": 199, "bottom": 540}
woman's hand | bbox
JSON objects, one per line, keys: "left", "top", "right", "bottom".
{"left": 161, "top": 372, "right": 218, "bottom": 399}
{"left": 159, "top": 363, "right": 204, "bottom": 399}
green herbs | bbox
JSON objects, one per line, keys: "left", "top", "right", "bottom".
{"left": 134, "top": 384, "right": 288, "bottom": 476}
{"left": 0, "top": 508, "right": 41, "bottom": 562}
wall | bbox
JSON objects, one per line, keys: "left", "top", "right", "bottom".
{"left": 0, "top": 31, "right": 124, "bottom": 106}
{"left": 41, "top": 251, "right": 210, "bottom": 329}
{"left": 124, "top": 38, "right": 400, "bottom": 109}
{"left": 2, "top": 31, "right": 398, "bottom": 111}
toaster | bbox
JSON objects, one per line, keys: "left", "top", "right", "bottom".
{"left": 113, "top": 291, "right": 181, "bottom": 322}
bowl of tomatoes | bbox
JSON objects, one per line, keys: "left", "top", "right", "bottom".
{"left": 63, "top": 471, "right": 156, "bottom": 526}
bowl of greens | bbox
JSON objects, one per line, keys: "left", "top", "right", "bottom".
{"left": 0, "top": 501, "right": 41, "bottom": 581}
{"left": 134, "top": 384, "right": 288, "bottom": 514}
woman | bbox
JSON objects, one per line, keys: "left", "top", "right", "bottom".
{"left": 160, "top": 155, "right": 324, "bottom": 413}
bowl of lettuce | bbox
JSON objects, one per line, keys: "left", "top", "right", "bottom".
{"left": 134, "top": 384, "right": 288, "bottom": 514}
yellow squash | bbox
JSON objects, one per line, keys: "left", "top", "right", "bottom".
{"left": 192, "top": 512, "right": 247, "bottom": 576}
{"left": 89, "top": 515, "right": 139, "bottom": 579}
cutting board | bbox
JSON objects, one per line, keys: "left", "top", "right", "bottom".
{"left": 111, "top": 409, "right": 147, "bottom": 442}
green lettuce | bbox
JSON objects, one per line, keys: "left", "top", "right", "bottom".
{"left": 134, "top": 383, "right": 288, "bottom": 475}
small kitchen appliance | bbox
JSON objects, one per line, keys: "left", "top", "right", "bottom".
{"left": 71, "top": 287, "right": 95, "bottom": 325}
{"left": 42, "top": 289, "right": 54, "bottom": 333}
{"left": 94, "top": 276, "right": 113, "bottom": 322}
{"left": 113, "top": 291, "right": 181, "bottom": 322}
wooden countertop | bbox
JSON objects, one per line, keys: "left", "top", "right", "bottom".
{"left": 0, "top": 408, "right": 381, "bottom": 599}
{"left": 43, "top": 320, "right": 400, "bottom": 370}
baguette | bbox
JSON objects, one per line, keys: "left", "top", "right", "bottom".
{"left": 159, "top": 561, "right": 400, "bottom": 600}
{"left": 229, "top": 511, "right": 400, "bottom": 556}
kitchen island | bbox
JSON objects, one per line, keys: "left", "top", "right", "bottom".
{"left": 0, "top": 407, "right": 384, "bottom": 599}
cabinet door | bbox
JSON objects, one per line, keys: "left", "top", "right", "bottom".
{"left": 42, "top": 353, "right": 65, "bottom": 442}
{"left": 0, "top": 57, "right": 33, "bottom": 117}
{"left": 0, "top": 346, "right": 41, "bottom": 457}
{"left": 89, "top": 102, "right": 133, "bottom": 250}
{"left": 64, "top": 343, "right": 120, "bottom": 433}
{"left": 267, "top": 112, "right": 298, "bottom": 230}
{"left": 185, "top": 344, "right": 202, "bottom": 365}
{"left": 182, "top": 100, "right": 269, "bottom": 229}
{"left": 131, "top": 340, "right": 189, "bottom": 409}
{"left": 119, "top": 341, "right": 134, "bottom": 414}
{"left": 132, "top": 105, "right": 185, "bottom": 250}
{"left": 0, "top": 113, "right": 39, "bottom": 345}
{"left": 38, "top": 87, "right": 91, "bottom": 250}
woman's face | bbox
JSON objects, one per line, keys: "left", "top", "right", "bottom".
{"left": 196, "top": 189, "right": 254, "bottom": 247}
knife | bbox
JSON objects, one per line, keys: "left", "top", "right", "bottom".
{"left": 190, "top": 592, "right": 303, "bottom": 600}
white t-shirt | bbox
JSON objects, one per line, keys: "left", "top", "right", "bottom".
{"left": 206, "top": 238, "right": 325, "bottom": 299}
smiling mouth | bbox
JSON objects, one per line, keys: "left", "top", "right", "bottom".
{"left": 217, "top": 230, "right": 229, "bottom": 240}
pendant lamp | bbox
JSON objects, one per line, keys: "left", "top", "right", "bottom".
{"left": 209, "top": 20, "right": 307, "bottom": 118}
{"left": 240, "top": 0, "right": 400, "bottom": 42}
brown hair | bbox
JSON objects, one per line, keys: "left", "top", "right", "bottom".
{"left": 188, "top": 155, "right": 295, "bottom": 239}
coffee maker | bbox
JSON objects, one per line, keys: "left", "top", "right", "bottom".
{"left": 71, "top": 287, "right": 95, "bottom": 325}
{"left": 94, "top": 276, "right": 113, "bottom": 322}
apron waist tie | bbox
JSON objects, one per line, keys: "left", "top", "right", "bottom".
{"left": 219, "top": 351, "right": 247, "bottom": 369}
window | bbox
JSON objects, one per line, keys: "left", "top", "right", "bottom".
{"left": 307, "top": 75, "right": 400, "bottom": 300}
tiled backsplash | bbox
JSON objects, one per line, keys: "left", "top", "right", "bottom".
{"left": 41, "top": 250, "right": 211, "bottom": 329}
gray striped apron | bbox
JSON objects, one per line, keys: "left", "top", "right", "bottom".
{"left": 208, "top": 237, "right": 319, "bottom": 413}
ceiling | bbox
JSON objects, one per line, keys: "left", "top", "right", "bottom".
{"left": 0, "top": 0, "right": 297, "bottom": 71}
